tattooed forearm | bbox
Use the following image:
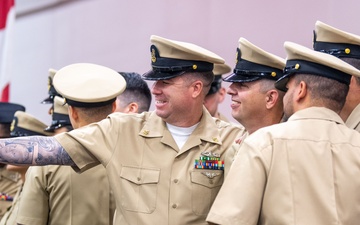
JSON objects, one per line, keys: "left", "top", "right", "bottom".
{"left": 34, "top": 137, "right": 75, "bottom": 166}
{"left": 0, "top": 136, "right": 76, "bottom": 166}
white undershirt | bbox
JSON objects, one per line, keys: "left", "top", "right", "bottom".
{"left": 166, "top": 122, "right": 199, "bottom": 149}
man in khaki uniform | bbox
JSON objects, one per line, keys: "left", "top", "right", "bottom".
{"left": 222, "top": 38, "right": 285, "bottom": 176}
{"left": 313, "top": 21, "right": 360, "bottom": 132}
{"left": 204, "top": 64, "right": 232, "bottom": 122}
{"left": 0, "top": 103, "right": 24, "bottom": 219}
{"left": 225, "top": 38, "right": 285, "bottom": 134}
{"left": 0, "top": 35, "right": 243, "bottom": 225}
{"left": 0, "top": 111, "right": 51, "bottom": 225}
{"left": 207, "top": 42, "right": 360, "bottom": 225}
{"left": 16, "top": 65, "right": 126, "bottom": 225}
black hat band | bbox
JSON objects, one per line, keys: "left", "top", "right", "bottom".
{"left": 314, "top": 41, "right": 360, "bottom": 59}
{"left": 234, "top": 59, "right": 284, "bottom": 78}
{"left": 313, "top": 31, "right": 360, "bottom": 59}
{"left": 151, "top": 45, "right": 213, "bottom": 73}
{"left": 152, "top": 57, "right": 213, "bottom": 73}
{"left": 284, "top": 59, "right": 351, "bottom": 85}
{"left": 10, "top": 127, "right": 46, "bottom": 137}
{"left": 65, "top": 98, "right": 116, "bottom": 108}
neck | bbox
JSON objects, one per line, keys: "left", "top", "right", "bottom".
{"left": 339, "top": 102, "right": 357, "bottom": 122}
{"left": 247, "top": 118, "right": 281, "bottom": 135}
{"left": 245, "top": 111, "right": 283, "bottom": 135}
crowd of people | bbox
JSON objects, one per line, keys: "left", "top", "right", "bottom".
{"left": 0, "top": 20, "right": 359, "bottom": 225}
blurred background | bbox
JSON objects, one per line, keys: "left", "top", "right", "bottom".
{"left": 3, "top": 0, "right": 360, "bottom": 123}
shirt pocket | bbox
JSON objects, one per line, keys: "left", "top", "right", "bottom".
{"left": 120, "top": 166, "right": 160, "bottom": 213}
{"left": 190, "top": 170, "right": 224, "bottom": 215}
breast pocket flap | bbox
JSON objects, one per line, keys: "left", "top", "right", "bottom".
{"left": 190, "top": 171, "right": 223, "bottom": 188}
{"left": 120, "top": 166, "right": 160, "bottom": 185}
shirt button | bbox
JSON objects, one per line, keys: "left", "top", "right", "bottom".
{"left": 137, "top": 177, "right": 141, "bottom": 181}
{"left": 172, "top": 204, "right": 177, "bottom": 209}
{"left": 174, "top": 179, "right": 178, "bottom": 183}
{"left": 209, "top": 180, "right": 214, "bottom": 184}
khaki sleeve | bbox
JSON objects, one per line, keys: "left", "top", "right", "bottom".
{"left": 16, "top": 167, "right": 48, "bottom": 225}
{"left": 54, "top": 116, "right": 120, "bottom": 173}
{"left": 206, "top": 140, "right": 268, "bottom": 225}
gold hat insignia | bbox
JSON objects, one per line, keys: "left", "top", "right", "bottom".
{"left": 10, "top": 119, "right": 15, "bottom": 132}
{"left": 151, "top": 48, "right": 156, "bottom": 63}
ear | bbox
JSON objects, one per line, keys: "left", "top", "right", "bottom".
{"left": 111, "top": 101, "right": 116, "bottom": 113}
{"left": 265, "top": 89, "right": 279, "bottom": 109}
{"left": 294, "top": 80, "right": 307, "bottom": 102}
{"left": 217, "top": 87, "right": 226, "bottom": 103}
{"left": 126, "top": 102, "right": 139, "bottom": 113}
{"left": 191, "top": 80, "right": 203, "bottom": 98}
{"left": 68, "top": 105, "right": 78, "bottom": 121}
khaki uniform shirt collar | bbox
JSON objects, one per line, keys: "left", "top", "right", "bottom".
{"left": 139, "top": 107, "right": 223, "bottom": 149}
{"left": 288, "top": 107, "right": 344, "bottom": 124}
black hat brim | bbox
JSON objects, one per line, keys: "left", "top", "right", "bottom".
{"left": 223, "top": 73, "right": 262, "bottom": 83}
{"left": 142, "top": 70, "right": 186, "bottom": 81}
{"left": 41, "top": 96, "right": 55, "bottom": 104}
{"left": 274, "top": 75, "right": 291, "bottom": 92}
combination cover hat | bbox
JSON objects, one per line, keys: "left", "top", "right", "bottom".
{"left": 53, "top": 63, "right": 126, "bottom": 107}
{"left": 275, "top": 42, "right": 360, "bottom": 92}
{"left": 41, "top": 68, "right": 61, "bottom": 104}
{"left": 143, "top": 35, "right": 225, "bottom": 80}
{"left": 313, "top": 21, "right": 360, "bottom": 59}
{"left": 207, "top": 63, "right": 231, "bottom": 96}
{"left": 45, "top": 96, "right": 72, "bottom": 132}
{"left": 10, "top": 111, "right": 52, "bottom": 137}
{"left": 224, "top": 37, "right": 286, "bottom": 83}
{"left": 0, "top": 103, "right": 25, "bottom": 123}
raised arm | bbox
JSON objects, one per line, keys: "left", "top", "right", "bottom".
{"left": 0, "top": 136, "right": 75, "bottom": 166}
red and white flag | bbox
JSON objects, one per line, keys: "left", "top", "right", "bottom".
{"left": 0, "top": 0, "right": 15, "bottom": 102}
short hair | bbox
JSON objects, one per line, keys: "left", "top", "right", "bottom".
{"left": 182, "top": 71, "right": 214, "bottom": 96}
{"left": 340, "top": 57, "right": 360, "bottom": 85}
{"left": 75, "top": 104, "right": 114, "bottom": 124}
{"left": 258, "top": 79, "right": 277, "bottom": 93}
{"left": 118, "top": 72, "right": 152, "bottom": 113}
{"left": 293, "top": 74, "right": 349, "bottom": 113}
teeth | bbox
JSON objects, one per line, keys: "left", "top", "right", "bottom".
{"left": 156, "top": 101, "right": 166, "bottom": 104}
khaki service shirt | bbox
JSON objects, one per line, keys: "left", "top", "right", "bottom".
{"left": 0, "top": 168, "right": 22, "bottom": 219}
{"left": 55, "top": 108, "right": 243, "bottom": 225}
{"left": 223, "top": 132, "right": 248, "bottom": 178}
{"left": 0, "top": 184, "right": 22, "bottom": 225}
{"left": 16, "top": 165, "right": 115, "bottom": 225}
{"left": 207, "top": 107, "right": 360, "bottom": 225}
{"left": 345, "top": 103, "right": 360, "bottom": 132}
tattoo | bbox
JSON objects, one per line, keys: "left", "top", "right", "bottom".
{"left": 0, "top": 136, "right": 76, "bottom": 166}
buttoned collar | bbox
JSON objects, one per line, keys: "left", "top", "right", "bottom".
{"left": 139, "top": 106, "right": 222, "bottom": 146}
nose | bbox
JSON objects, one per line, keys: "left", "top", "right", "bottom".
{"left": 227, "top": 83, "right": 236, "bottom": 96}
{"left": 151, "top": 81, "right": 161, "bottom": 95}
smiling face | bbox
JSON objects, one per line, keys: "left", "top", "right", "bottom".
{"left": 227, "top": 80, "right": 268, "bottom": 128}
{"left": 151, "top": 75, "right": 196, "bottom": 125}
